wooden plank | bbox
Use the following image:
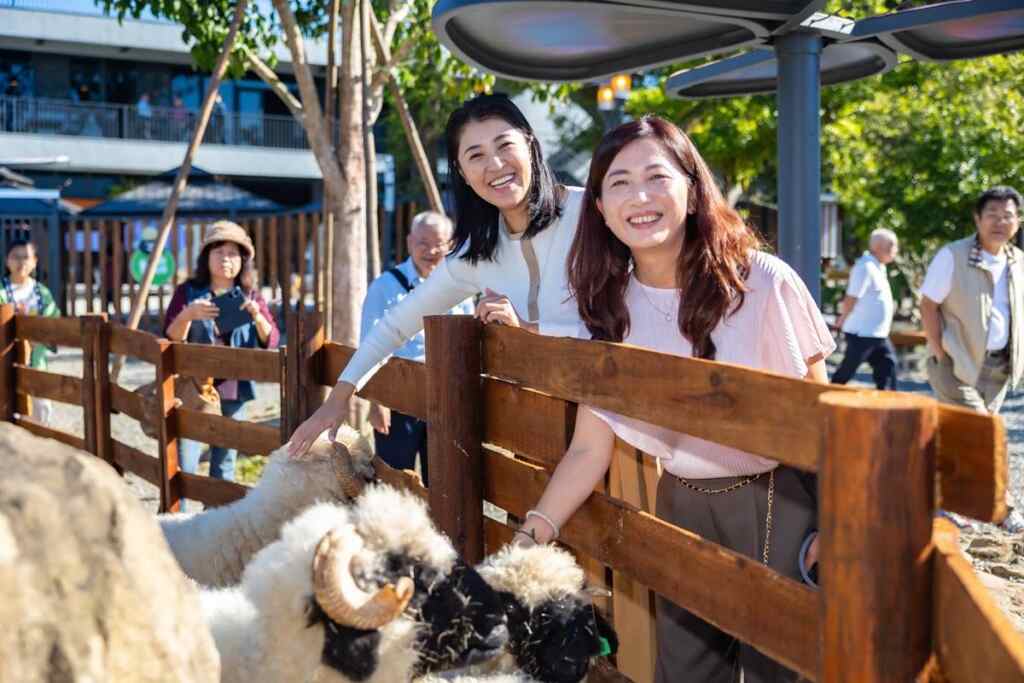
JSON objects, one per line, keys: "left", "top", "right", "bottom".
{"left": 111, "top": 439, "right": 161, "bottom": 487}
{"left": 281, "top": 214, "right": 294, "bottom": 310}
{"left": 254, "top": 217, "right": 265, "bottom": 288}
{"left": 110, "top": 383, "right": 149, "bottom": 425}
{"left": 890, "top": 329, "right": 927, "bottom": 348}
{"left": 819, "top": 392, "right": 937, "bottom": 683}
{"left": 80, "top": 315, "right": 103, "bottom": 461}
{"left": 15, "top": 366, "right": 83, "bottom": 405}
{"left": 113, "top": 220, "right": 124, "bottom": 319}
{"left": 297, "top": 211, "right": 308, "bottom": 303}
{"left": 0, "top": 304, "right": 15, "bottom": 421}
{"left": 179, "top": 471, "right": 249, "bottom": 507}
{"left": 108, "top": 324, "right": 161, "bottom": 365}
{"left": 483, "top": 516, "right": 515, "bottom": 554}
{"left": 313, "top": 212, "right": 321, "bottom": 310}
{"left": 98, "top": 220, "right": 108, "bottom": 314}
{"left": 14, "top": 340, "right": 30, "bottom": 416}
{"left": 426, "top": 315, "right": 485, "bottom": 564}
{"left": 155, "top": 340, "right": 182, "bottom": 513}
{"left": 14, "top": 415, "right": 86, "bottom": 451}
{"left": 321, "top": 342, "right": 427, "bottom": 419}
{"left": 482, "top": 448, "right": 819, "bottom": 679}
{"left": 15, "top": 315, "right": 81, "bottom": 348}
{"left": 176, "top": 408, "right": 283, "bottom": 455}
{"left": 482, "top": 325, "right": 1004, "bottom": 522}
{"left": 268, "top": 216, "right": 279, "bottom": 300}
{"left": 170, "top": 342, "right": 279, "bottom": 383}
{"left": 483, "top": 380, "right": 574, "bottom": 470}
{"left": 185, "top": 221, "right": 195, "bottom": 280}
{"left": 482, "top": 325, "right": 826, "bottom": 471}
{"left": 607, "top": 439, "right": 658, "bottom": 683}
{"left": 932, "top": 518, "right": 1024, "bottom": 682}
{"left": 936, "top": 404, "right": 1008, "bottom": 522}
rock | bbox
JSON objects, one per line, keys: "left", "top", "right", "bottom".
{"left": 967, "top": 535, "right": 1015, "bottom": 563}
{"left": 988, "top": 563, "right": 1024, "bottom": 582}
{"left": 0, "top": 423, "right": 219, "bottom": 683}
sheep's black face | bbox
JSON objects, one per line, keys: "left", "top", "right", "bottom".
{"left": 375, "top": 553, "right": 508, "bottom": 674}
{"left": 306, "top": 599, "right": 382, "bottom": 682}
{"left": 501, "top": 592, "right": 617, "bottom": 683}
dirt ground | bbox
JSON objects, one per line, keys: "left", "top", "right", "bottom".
{"left": 39, "top": 346, "right": 1024, "bottom": 632}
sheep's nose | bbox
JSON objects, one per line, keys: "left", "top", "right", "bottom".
{"left": 482, "top": 624, "right": 509, "bottom": 650}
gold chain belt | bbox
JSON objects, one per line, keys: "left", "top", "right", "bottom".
{"left": 673, "top": 469, "right": 775, "bottom": 565}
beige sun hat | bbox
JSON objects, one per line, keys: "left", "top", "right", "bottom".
{"left": 201, "top": 220, "right": 255, "bottom": 259}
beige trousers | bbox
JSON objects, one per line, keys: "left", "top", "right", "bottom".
{"left": 927, "top": 352, "right": 1010, "bottom": 414}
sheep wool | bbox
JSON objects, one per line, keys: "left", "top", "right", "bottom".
{"left": 475, "top": 545, "right": 585, "bottom": 610}
{"left": 160, "top": 426, "right": 374, "bottom": 587}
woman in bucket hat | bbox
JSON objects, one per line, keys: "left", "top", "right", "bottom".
{"left": 164, "top": 220, "right": 279, "bottom": 502}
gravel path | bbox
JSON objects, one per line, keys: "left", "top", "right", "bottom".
{"left": 40, "top": 344, "right": 1024, "bottom": 629}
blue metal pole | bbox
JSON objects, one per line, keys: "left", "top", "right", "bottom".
{"left": 775, "top": 31, "right": 823, "bottom": 304}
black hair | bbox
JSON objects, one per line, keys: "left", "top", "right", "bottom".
{"left": 975, "top": 186, "right": 1023, "bottom": 216}
{"left": 445, "top": 93, "right": 562, "bottom": 263}
{"left": 5, "top": 239, "right": 37, "bottom": 276}
{"left": 191, "top": 240, "right": 254, "bottom": 292}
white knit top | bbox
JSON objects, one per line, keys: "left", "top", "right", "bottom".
{"left": 583, "top": 251, "right": 837, "bottom": 479}
{"left": 339, "top": 187, "right": 585, "bottom": 390}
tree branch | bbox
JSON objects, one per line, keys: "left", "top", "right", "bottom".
{"left": 271, "top": 0, "right": 344, "bottom": 189}
{"left": 243, "top": 49, "right": 304, "bottom": 118}
{"left": 383, "top": 0, "right": 413, "bottom": 48}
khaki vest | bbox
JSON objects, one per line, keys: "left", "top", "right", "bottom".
{"left": 940, "top": 236, "right": 1024, "bottom": 389}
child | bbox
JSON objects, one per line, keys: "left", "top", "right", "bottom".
{"left": 0, "top": 239, "right": 60, "bottom": 423}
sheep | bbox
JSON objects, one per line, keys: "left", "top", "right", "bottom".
{"left": 201, "top": 484, "right": 511, "bottom": 683}
{"left": 470, "top": 544, "right": 618, "bottom": 683}
{"left": 160, "top": 426, "right": 376, "bottom": 587}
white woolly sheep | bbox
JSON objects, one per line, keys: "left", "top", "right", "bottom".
{"left": 470, "top": 544, "right": 617, "bottom": 683}
{"left": 201, "top": 484, "right": 510, "bottom": 683}
{"left": 160, "top": 426, "right": 375, "bottom": 587}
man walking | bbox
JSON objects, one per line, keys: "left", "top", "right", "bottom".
{"left": 361, "top": 212, "right": 473, "bottom": 486}
{"left": 832, "top": 228, "right": 899, "bottom": 389}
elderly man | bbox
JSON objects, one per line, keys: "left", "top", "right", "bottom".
{"left": 361, "top": 212, "right": 473, "bottom": 486}
{"left": 921, "top": 186, "right": 1024, "bottom": 415}
{"left": 832, "top": 228, "right": 899, "bottom": 389}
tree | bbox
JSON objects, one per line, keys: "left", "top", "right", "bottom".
{"left": 100, "top": 0, "right": 487, "bottom": 348}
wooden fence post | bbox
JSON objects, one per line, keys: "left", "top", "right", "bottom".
{"left": 81, "top": 314, "right": 115, "bottom": 471}
{"left": 425, "top": 314, "right": 484, "bottom": 564}
{"left": 819, "top": 391, "right": 938, "bottom": 682}
{"left": 155, "top": 339, "right": 182, "bottom": 512}
{"left": 15, "top": 336, "right": 30, "bottom": 418}
{"left": 0, "top": 304, "right": 15, "bottom": 422}
{"left": 283, "top": 309, "right": 325, "bottom": 439}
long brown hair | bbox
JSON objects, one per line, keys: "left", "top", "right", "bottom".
{"left": 568, "top": 116, "right": 761, "bottom": 359}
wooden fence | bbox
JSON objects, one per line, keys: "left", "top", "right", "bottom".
{"left": 1, "top": 306, "right": 1022, "bottom": 682}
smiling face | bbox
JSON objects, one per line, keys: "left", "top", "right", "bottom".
{"left": 6, "top": 244, "right": 37, "bottom": 283}
{"left": 456, "top": 117, "right": 534, "bottom": 213}
{"left": 596, "top": 137, "right": 691, "bottom": 262}
{"left": 975, "top": 198, "right": 1020, "bottom": 252}
{"left": 407, "top": 218, "right": 452, "bottom": 277}
{"left": 207, "top": 241, "right": 242, "bottom": 285}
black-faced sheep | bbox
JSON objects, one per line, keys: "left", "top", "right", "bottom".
{"left": 160, "top": 426, "right": 375, "bottom": 587}
{"left": 201, "top": 484, "right": 510, "bottom": 683}
{"left": 472, "top": 544, "right": 618, "bottom": 683}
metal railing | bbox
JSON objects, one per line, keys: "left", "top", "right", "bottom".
{"left": 0, "top": 96, "right": 310, "bottom": 151}
{"left": 0, "top": 0, "right": 170, "bottom": 21}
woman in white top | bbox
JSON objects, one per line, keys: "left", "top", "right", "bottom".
{"left": 515, "top": 117, "right": 835, "bottom": 683}
{"left": 289, "top": 93, "right": 584, "bottom": 457}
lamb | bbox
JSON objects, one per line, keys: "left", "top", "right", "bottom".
{"left": 202, "top": 484, "right": 511, "bottom": 683}
{"left": 471, "top": 544, "right": 618, "bottom": 683}
{"left": 160, "top": 426, "right": 376, "bottom": 587}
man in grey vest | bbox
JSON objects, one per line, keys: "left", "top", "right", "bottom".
{"left": 921, "top": 186, "right": 1024, "bottom": 414}
{"left": 921, "top": 186, "right": 1023, "bottom": 531}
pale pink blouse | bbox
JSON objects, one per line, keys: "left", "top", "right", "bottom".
{"left": 582, "top": 251, "right": 836, "bottom": 479}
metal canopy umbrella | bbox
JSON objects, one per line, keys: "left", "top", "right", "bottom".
{"left": 432, "top": 0, "right": 1024, "bottom": 301}
{"left": 666, "top": 42, "right": 897, "bottom": 99}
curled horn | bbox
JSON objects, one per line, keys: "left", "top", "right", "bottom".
{"left": 312, "top": 526, "right": 414, "bottom": 630}
{"left": 330, "top": 441, "right": 367, "bottom": 500}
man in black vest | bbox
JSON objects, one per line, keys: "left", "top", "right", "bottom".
{"left": 360, "top": 212, "right": 474, "bottom": 485}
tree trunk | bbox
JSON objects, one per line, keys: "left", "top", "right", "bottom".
{"left": 361, "top": 0, "right": 380, "bottom": 278}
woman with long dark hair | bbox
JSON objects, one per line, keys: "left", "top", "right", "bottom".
{"left": 289, "top": 93, "right": 584, "bottom": 457}
{"left": 515, "top": 116, "right": 833, "bottom": 682}
{"left": 164, "top": 221, "right": 279, "bottom": 490}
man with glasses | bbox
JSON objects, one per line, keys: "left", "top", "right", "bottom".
{"left": 361, "top": 211, "right": 473, "bottom": 486}
{"left": 921, "top": 186, "right": 1024, "bottom": 531}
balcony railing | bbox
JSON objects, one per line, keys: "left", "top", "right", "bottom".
{"left": 0, "top": 96, "right": 310, "bottom": 151}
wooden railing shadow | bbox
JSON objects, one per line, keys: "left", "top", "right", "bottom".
{"left": 1, "top": 305, "right": 1021, "bottom": 682}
